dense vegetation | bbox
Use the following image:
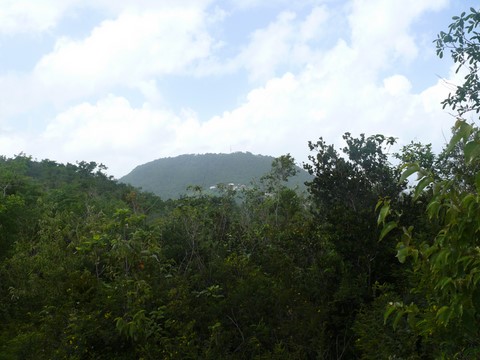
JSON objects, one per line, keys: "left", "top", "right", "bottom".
{"left": 1, "top": 8, "right": 480, "bottom": 359}
{"left": 120, "top": 152, "right": 312, "bottom": 199}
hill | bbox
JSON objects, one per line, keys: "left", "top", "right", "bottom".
{"left": 119, "top": 152, "right": 312, "bottom": 199}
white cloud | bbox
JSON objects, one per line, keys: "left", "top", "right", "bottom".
{"left": 0, "top": 1, "right": 217, "bottom": 119}
{"left": 195, "top": 58, "right": 453, "bottom": 165}
{"left": 0, "top": 73, "right": 45, "bottom": 121}
{"left": 0, "top": 0, "right": 214, "bottom": 35}
{"left": 0, "top": 0, "right": 77, "bottom": 34}
{"left": 36, "top": 95, "right": 182, "bottom": 176}
{"left": 383, "top": 75, "right": 412, "bottom": 96}
{"left": 299, "top": 6, "right": 329, "bottom": 42}
{"left": 348, "top": 0, "right": 449, "bottom": 72}
{"left": 228, "top": 0, "right": 318, "bottom": 11}
{"left": 33, "top": 6, "right": 215, "bottom": 102}
{"left": 234, "top": 6, "right": 329, "bottom": 82}
{"left": 239, "top": 11, "right": 297, "bottom": 82}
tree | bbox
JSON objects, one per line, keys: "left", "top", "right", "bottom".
{"left": 305, "top": 133, "right": 399, "bottom": 214}
{"left": 304, "top": 133, "right": 404, "bottom": 358}
{"left": 435, "top": 7, "right": 480, "bottom": 116}
{"left": 379, "top": 7, "right": 480, "bottom": 358}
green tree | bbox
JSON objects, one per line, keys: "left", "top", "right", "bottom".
{"left": 435, "top": 7, "right": 480, "bottom": 116}
{"left": 379, "top": 7, "right": 480, "bottom": 358}
{"left": 304, "top": 133, "right": 404, "bottom": 358}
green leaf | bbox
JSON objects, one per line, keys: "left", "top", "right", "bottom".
{"left": 445, "top": 120, "right": 472, "bottom": 155}
{"left": 393, "top": 310, "right": 405, "bottom": 330}
{"left": 461, "top": 193, "right": 475, "bottom": 208}
{"left": 437, "top": 277, "right": 453, "bottom": 290}
{"left": 375, "top": 198, "right": 385, "bottom": 212}
{"left": 399, "top": 163, "right": 420, "bottom": 183}
{"left": 426, "top": 200, "right": 441, "bottom": 219}
{"left": 434, "top": 249, "right": 451, "bottom": 267}
{"left": 464, "top": 140, "right": 480, "bottom": 163}
{"left": 384, "top": 305, "right": 396, "bottom": 325}
{"left": 473, "top": 272, "right": 480, "bottom": 286}
{"left": 456, "top": 255, "right": 473, "bottom": 267}
{"left": 377, "top": 202, "right": 390, "bottom": 225}
{"left": 411, "top": 248, "right": 419, "bottom": 263}
{"left": 436, "top": 306, "right": 450, "bottom": 325}
{"left": 396, "top": 246, "right": 409, "bottom": 263}
{"left": 414, "top": 176, "right": 432, "bottom": 200}
{"left": 379, "top": 221, "right": 397, "bottom": 241}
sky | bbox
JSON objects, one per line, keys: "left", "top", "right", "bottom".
{"left": 0, "top": 0, "right": 478, "bottom": 178}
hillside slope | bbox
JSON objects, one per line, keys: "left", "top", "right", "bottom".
{"left": 120, "top": 152, "right": 311, "bottom": 199}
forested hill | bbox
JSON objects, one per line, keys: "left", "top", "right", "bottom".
{"left": 120, "top": 152, "right": 312, "bottom": 199}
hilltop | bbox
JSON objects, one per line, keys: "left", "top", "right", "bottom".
{"left": 119, "top": 152, "right": 311, "bottom": 199}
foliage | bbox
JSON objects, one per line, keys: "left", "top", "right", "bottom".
{"left": 435, "top": 7, "right": 480, "bottom": 115}
{"left": 305, "top": 133, "right": 400, "bottom": 213}
{"left": 376, "top": 7, "right": 480, "bottom": 358}
{"left": 0, "top": 154, "right": 338, "bottom": 358}
{"left": 304, "top": 132, "right": 405, "bottom": 358}
{"left": 379, "top": 120, "right": 480, "bottom": 358}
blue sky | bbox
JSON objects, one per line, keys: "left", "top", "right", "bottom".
{"left": 0, "top": 0, "right": 477, "bottom": 177}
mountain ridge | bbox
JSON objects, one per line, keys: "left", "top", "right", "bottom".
{"left": 120, "top": 152, "right": 312, "bottom": 199}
